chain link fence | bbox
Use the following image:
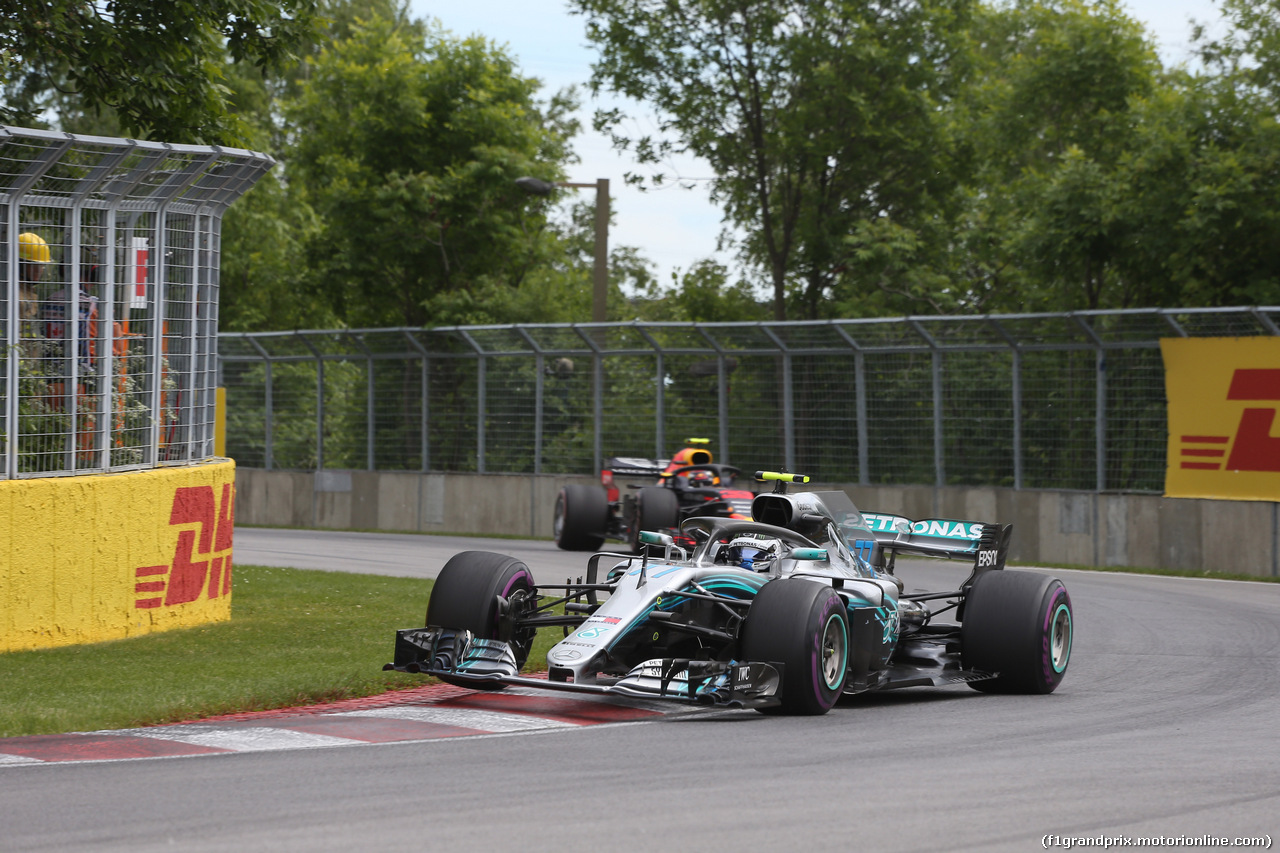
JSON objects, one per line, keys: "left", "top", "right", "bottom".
{"left": 220, "top": 308, "right": 1280, "bottom": 493}
{"left": 2, "top": 125, "right": 271, "bottom": 479}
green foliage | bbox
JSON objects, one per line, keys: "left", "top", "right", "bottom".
{"left": 632, "top": 260, "right": 769, "bottom": 322}
{"left": 219, "top": 171, "right": 333, "bottom": 332}
{"left": 951, "top": 0, "right": 1162, "bottom": 311}
{"left": 0, "top": 0, "right": 318, "bottom": 144}
{"left": 573, "top": 0, "right": 972, "bottom": 321}
{"left": 285, "top": 15, "right": 580, "bottom": 327}
{"left": 13, "top": 0, "right": 1279, "bottom": 334}
{"left": 948, "top": 0, "right": 1280, "bottom": 311}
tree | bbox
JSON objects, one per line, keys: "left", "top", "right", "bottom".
{"left": 283, "top": 15, "right": 580, "bottom": 327}
{"left": 631, "top": 260, "right": 768, "bottom": 322}
{"left": 0, "top": 0, "right": 317, "bottom": 144}
{"left": 572, "top": 0, "right": 972, "bottom": 321}
{"left": 951, "top": 0, "right": 1162, "bottom": 311}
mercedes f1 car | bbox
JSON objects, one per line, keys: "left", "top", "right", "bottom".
{"left": 387, "top": 472, "right": 1074, "bottom": 715}
{"left": 553, "top": 439, "right": 755, "bottom": 552}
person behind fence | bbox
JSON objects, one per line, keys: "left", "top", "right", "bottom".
{"left": 18, "top": 232, "right": 50, "bottom": 356}
{"left": 42, "top": 262, "right": 101, "bottom": 375}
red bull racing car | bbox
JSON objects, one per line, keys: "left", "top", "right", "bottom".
{"left": 553, "top": 440, "right": 755, "bottom": 552}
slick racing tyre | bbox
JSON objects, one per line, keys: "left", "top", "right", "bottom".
{"left": 554, "top": 484, "right": 609, "bottom": 551}
{"left": 628, "top": 486, "right": 680, "bottom": 553}
{"left": 741, "top": 580, "right": 849, "bottom": 715}
{"left": 961, "top": 570, "right": 1073, "bottom": 694}
{"left": 426, "top": 551, "right": 537, "bottom": 689}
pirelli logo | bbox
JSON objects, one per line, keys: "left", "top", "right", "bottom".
{"left": 1162, "top": 339, "right": 1280, "bottom": 500}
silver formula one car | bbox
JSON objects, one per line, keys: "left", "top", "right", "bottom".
{"left": 385, "top": 472, "right": 1073, "bottom": 715}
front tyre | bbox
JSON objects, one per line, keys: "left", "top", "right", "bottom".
{"left": 961, "top": 570, "right": 1073, "bottom": 694}
{"left": 427, "top": 551, "right": 537, "bottom": 689}
{"left": 740, "top": 581, "right": 849, "bottom": 715}
{"left": 553, "top": 485, "right": 609, "bottom": 551}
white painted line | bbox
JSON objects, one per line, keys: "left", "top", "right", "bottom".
{"left": 337, "top": 706, "right": 576, "bottom": 732}
{"left": 501, "top": 686, "right": 679, "bottom": 713}
{"left": 0, "top": 753, "right": 43, "bottom": 765}
{"left": 101, "top": 725, "right": 361, "bottom": 752}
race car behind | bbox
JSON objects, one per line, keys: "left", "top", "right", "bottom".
{"left": 554, "top": 439, "right": 755, "bottom": 552}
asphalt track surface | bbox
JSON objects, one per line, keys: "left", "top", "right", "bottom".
{"left": 2, "top": 529, "right": 1278, "bottom": 852}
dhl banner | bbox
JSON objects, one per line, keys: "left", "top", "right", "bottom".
{"left": 1162, "top": 337, "right": 1280, "bottom": 501}
{"left": 0, "top": 460, "right": 235, "bottom": 653}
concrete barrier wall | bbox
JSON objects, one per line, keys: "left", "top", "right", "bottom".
{"left": 234, "top": 468, "right": 1280, "bottom": 578}
{"left": 0, "top": 460, "right": 237, "bottom": 653}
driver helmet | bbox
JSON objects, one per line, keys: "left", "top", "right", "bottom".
{"left": 686, "top": 469, "right": 719, "bottom": 487}
{"left": 723, "top": 535, "right": 780, "bottom": 572}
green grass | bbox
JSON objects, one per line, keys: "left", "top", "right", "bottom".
{"left": 0, "top": 565, "right": 556, "bottom": 739}
{"left": 4, "top": 556, "right": 1271, "bottom": 739}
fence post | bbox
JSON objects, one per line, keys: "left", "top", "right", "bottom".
{"left": 933, "top": 349, "right": 944, "bottom": 488}
{"left": 594, "top": 351, "right": 603, "bottom": 475}
{"left": 1097, "top": 349, "right": 1107, "bottom": 492}
{"left": 1013, "top": 348, "right": 1023, "bottom": 490}
{"left": 457, "top": 329, "right": 485, "bottom": 474}
{"left": 718, "top": 354, "right": 730, "bottom": 465}
{"left": 908, "top": 319, "right": 945, "bottom": 488}
{"left": 1073, "top": 314, "right": 1108, "bottom": 492}
{"left": 264, "top": 360, "right": 274, "bottom": 470}
{"left": 759, "top": 326, "right": 795, "bottom": 472}
{"left": 296, "top": 332, "right": 324, "bottom": 471}
{"left": 247, "top": 336, "right": 274, "bottom": 470}
{"left": 149, "top": 207, "right": 167, "bottom": 465}
{"left": 477, "top": 353, "right": 487, "bottom": 474}
{"left": 655, "top": 350, "right": 665, "bottom": 458}
{"left": 403, "top": 331, "right": 429, "bottom": 473}
{"left": 856, "top": 351, "right": 869, "bottom": 486}
{"left": 832, "top": 323, "right": 868, "bottom": 486}
{"left": 535, "top": 353, "right": 544, "bottom": 475}
{"left": 4, "top": 203, "right": 16, "bottom": 480}
{"left": 366, "top": 353, "right": 375, "bottom": 471}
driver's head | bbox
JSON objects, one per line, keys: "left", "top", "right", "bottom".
{"left": 724, "top": 535, "right": 779, "bottom": 572}
{"left": 687, "top": 469, "right": 718, "bottom": 487}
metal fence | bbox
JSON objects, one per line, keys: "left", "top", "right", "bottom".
{"left": 219, "top": 308, "right": 1280, "bottom": 493}
{"left": 2, "top": 125, "right": 271, "bottom": 479}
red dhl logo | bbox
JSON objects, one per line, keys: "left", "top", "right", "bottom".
{"left": 135, "top": 484, "right": 234, "bottom": 609}
{"left": 1179, "top": 369, "right": 1280, "bottom": 473}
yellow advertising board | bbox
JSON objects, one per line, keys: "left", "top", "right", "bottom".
{"left": 0, "top": 460, "right": 235, "bottom": 653}
{"left": 1161, "top": 337, "right": 1280, "bottom": 501}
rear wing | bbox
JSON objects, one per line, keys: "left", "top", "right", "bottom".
{"left": 605, "top": 457, "right": 671, "bottom": 478}
{"left": 861, "top": 512, "right": 1012, "bottom": 574}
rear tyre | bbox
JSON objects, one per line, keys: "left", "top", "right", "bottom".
{"left": 426, "top": 551, "right": 537, "bottom": 689}
{"left": 740, "top": 580, "right": 849, "bottom": 715}
{"left": 961, "top": 570, "right": 1073, "bottom": 694}
{"left": 553, "top": 484, "right": 609, "bottom": 551}
{"left": 628, "top": 486, "right": 681, "bottom": 553}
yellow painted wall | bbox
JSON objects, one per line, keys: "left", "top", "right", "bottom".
{"left": 0, "top": 460, "right": 236, "bottom": 653}
{"left": 1162, "top": 337, "right": 1280, "bottom": 501}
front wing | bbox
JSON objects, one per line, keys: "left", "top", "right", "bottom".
{"left": 385, "top": 627, "right": 782, "bottom": 710}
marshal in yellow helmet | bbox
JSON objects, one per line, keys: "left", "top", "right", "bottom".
{"left": 19, "top": 232, "right": 51, "bottom": 264}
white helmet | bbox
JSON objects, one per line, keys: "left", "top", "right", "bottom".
{"left": 723, "top": 535, "right": 780, "bottom": 572}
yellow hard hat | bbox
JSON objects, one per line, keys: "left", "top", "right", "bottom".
{"left": 19, "top": 232, "right": 51, "bottom": 264}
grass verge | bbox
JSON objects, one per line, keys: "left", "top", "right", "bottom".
{"left": 0, "top": 565, "right": 557, "bottom": 739}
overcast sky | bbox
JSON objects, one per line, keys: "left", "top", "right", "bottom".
{"left": 410, "top": 0, "right": 1230, "bottom": 289}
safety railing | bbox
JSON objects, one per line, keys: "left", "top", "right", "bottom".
{"left": 2, "top": 125, "right": 271, "bottom": 479}
{"left": 219, "top": 308, "right": 1280, "bottom": 493}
